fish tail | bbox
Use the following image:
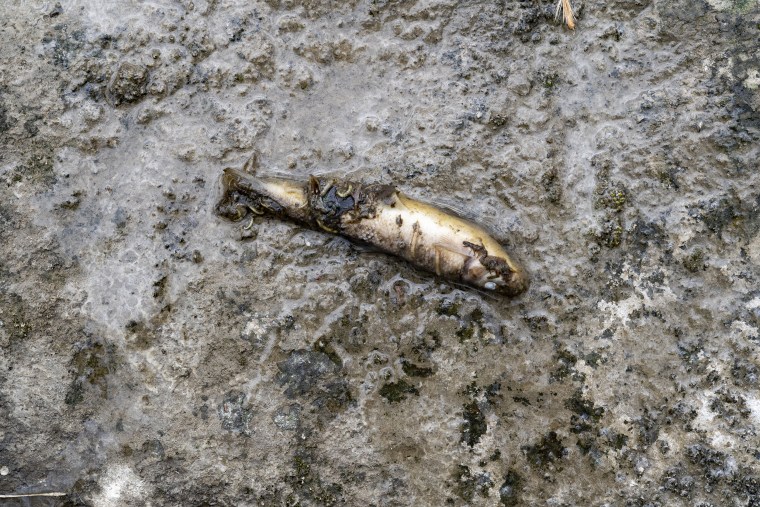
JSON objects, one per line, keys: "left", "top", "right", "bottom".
{"left": 216, "top": 168, "right": 261, "bottom": 221}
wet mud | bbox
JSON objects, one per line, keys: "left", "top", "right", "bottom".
{"left": 0, "top": 0, "right": 759, "bottom": 505}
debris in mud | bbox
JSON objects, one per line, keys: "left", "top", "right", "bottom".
{"left": 461, "top": 401, "right": 487, "bottom": 447}
{"left": 107, "top": 62, "right": 149, "bottom": 105}
{"left": 277, "top": 350, "right": 341, "bottom": 398}
{"left": 379, "top": 379, "right": 419, "bottom": 403}
{"left": 499, "top": 470, "right": 523, "bottom": 506}
{"left": 522, "top": 432, "right": 566, "bottom": 469}
{"left": 218, "top": 391, "right": 253, "bottom": 436}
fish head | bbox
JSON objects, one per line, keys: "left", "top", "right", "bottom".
{"left": 461, "top": 248, "right": 529, "bottom": 297}
{"left": 467, "top": 263, "right": 529, "bottom": 297}
{"left": 491, "top": 266, "right": 529, "bottom": 297}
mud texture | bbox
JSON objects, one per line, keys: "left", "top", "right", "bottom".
{"left": 1, "top": 1, "right": 759, "bottom": 506}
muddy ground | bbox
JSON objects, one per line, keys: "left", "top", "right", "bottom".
{"left": 1, "top": 0, "right": 759, "bottom": 505}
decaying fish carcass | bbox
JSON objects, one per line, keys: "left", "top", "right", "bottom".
{"left": 216, "top": 168, "right": 528, "bottom": 297}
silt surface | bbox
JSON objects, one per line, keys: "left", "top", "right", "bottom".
{"left": 0, "top": 0, "right": 759, "bottom": 505}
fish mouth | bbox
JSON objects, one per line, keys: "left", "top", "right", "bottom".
{"left": 480, "top": 269, "right": 529, "bottom": 296}
{"left": 502, "top": 268, "right": 529, "bottom": 297}
{"left": 463, "top": 240, "right": 529, "bottom": 297}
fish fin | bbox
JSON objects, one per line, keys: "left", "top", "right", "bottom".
{"left": 308, "top": 175, "right": 321, "bottom": 195}
{"left": 393, "top": 191, "right": 418, "bottom": 211}
{"left": 395, "top": 190, "right": 470, "bottom": 219}
{"left": 428, "top": 198, "right": 475, "bottom": 221}
{"left": 242, "top": 151, "right": 259, "bottom": 175}
{"left": 350, "top": 242, "right": 379, "bottom": 254}
{"left": 433, "top": 244, "right": 471, "bottom": 277}
{"left": 396, "top": 192, "right": 481, "bottom": 225}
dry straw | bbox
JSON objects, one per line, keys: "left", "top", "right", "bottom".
{"left": 555, "top": 0, "right": 576, "bottom": 29}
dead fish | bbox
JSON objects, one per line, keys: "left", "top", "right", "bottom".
{"left": 216, "top": 168, "right": 529, "bottom": 297}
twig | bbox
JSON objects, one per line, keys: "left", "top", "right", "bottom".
{"left": 555, "top": 0, "right": 576, "bottom": 30}
{"left": 0, "top": 492, "right": 67, "bottom": 498}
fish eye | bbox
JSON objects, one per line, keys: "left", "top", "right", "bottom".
{"left": 484, "top": 281, "right": 497, "bottom": 290}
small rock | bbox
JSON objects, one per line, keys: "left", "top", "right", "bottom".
{"left": 81, "top": 102, "right": 104, "bottom": 124}
{"left": 241, "top": 314, "right": 274, "bottom": 348}
{"left": 273, "top": 404, "right": 301, "bottom": 430}
{"left": 507, "top": 74, "right": 532, "bottom": 96}
{"left": 108, "top": 62, "right": 149, "bottom": 105}
{"left": 217, "top": 391, "right": 253, "bottom": 436}
{"left": 277, "top": 350, "right": 339, "bottom": 398}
